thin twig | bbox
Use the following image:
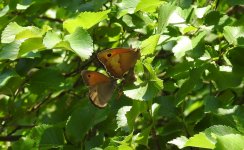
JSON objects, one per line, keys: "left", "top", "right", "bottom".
{"left": 0, "top": 135, "right": 22, "bottom": 141}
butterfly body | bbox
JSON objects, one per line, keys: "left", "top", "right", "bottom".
{"left": 97, "top": 48, "right": 140, "bottom": 78}
{"left": 81, "top": 70, "right": 116, "bottom": 108}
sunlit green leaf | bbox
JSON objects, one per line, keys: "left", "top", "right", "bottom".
{"left": 63, "top": 10, "right": 110, "bottom": 33}
{"left": 19, "top": 38, "right": 45, "bottom": 56}
{"left": 157, "top": 2, "right": 176, "bottom": 34}
{"left": 168, "top": 136, "right": 188, "bottom": 149}
{"left": 117, "top": 0, "right": 140, "bottom": 17}
{"left": 43, "top": 31, "right": 62, "bottom": 49}
{"left": 185, "top": 132, "right": 215, "bottom": 149}
{"left": 65, "top": 27, "right": 93, "bottom": 60}
{"left": 140, "top": 34, "right": 160, "bottom": 56}
{"left": 223, "top": 26, "right": 244, "bottom": 46}
{"left": 116, "top": 106, "right": 132, "bottom": 132}
{"left": 135, "top": 0, "right": 163, "bottom": 13}
{"left": 0, "top": 5, "right": 9, "bottom": 17}
{"left": 1, "top": 22, "right": 24, "bottom": 43}
{"left": 172, "top": 36, "right": 192, "bottom": 59}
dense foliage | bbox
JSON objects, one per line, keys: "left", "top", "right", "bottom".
{"left": 0, "top": 0, "right": 244, "bottom": 149}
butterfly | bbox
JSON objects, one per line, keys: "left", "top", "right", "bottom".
{"left": 81, "top": 70, "right": 116, "bottom": 108}
{"left": 97, "top": 48, "right": 140, "bottom": 78}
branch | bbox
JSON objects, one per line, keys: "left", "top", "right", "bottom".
{"left": 28, "top": 93, "right": 52, "bottom": 112}
{"left": 0, "top": 135, "right": 22, "bottom": 141}
{"left": 8, "top": 125, "right": 35, "bottom": 136}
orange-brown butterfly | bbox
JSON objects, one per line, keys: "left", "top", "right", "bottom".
{"left": 81, "top": 70, "right": 116, "bottom": 108}
{"left": 97, "top": 48, "right": 140, "bottom": 79}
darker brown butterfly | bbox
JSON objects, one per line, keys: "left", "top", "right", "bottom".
{"left": 81, "top": 70, "right": 116, "bottom": 108}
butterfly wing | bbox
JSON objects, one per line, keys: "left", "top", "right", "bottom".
{"left": 97, "top": 48, "right": 140, "bottom": 78}
{"left": 81, "top": 70, "right": 115, "bottom": 108}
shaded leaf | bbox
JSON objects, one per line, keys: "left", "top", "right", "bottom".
{"left": 29, "top": 68, "right": 64, "bottom": 94}
{"left": 39, "top": 127, "right": 64, "bottom": 148}
{"left": 66, "top": 104, "right": 109, "bottom": 143}
{"left": 0, "top": 41, "right": 21, "bottom": 60}
{"left": 0, "top": 69, "right": 23, "bottom": 95}
{"left": 134, "top": 125, "right": 152, "bottom": 146}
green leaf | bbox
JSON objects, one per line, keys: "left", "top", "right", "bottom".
{"left": 204, "top": 96, "right": 219, "bottom": 113}
{"left": 29, "top": 68, "right": 64, "bottom": 94}
{"left": 65, "top": 27, "right": 93, "bottom": 60}
{"left": 186, "top": 31, "right": 207, "bottom": 58}
{"left": 19, "top": 38, "right": 45, "bottom": 56}
{"left": 116, "top": 106, "right": 132, "bottom": 132}
{"left": 124, "top": 62, "right": 163, "bottom": 101}
{"left": 63, "top": 10, "right": 110, "bottom": 33}
{"left": 0, "top": 41, "right": 21, "bottom": 60}
{"left": 155, "top": 96, "right": 177, "bottom": 118}
{"left": 194, "top": 5, "right": 211, "bottom": 19}
{"left": 135, "top": 0, "right": 163, "bottom": 13}
{"left": 39, "top": 127, "right": 64, "bottom": 148}
{"left": 118, "top": 144, "right": 133, "bottom": 150}
{"left": 223, "top": 26, "right": 244, "bottom": 46}
{"left": 185, "top": 132, "right": 215, "bottom": 149}
{"left": 204, "top": 125, "right": 240, "bottom": 142}
{"left": 124, "top": 79, "right": 163, "bottom": 101}
{"left": 215, "top": 134, "right": 244, "bottom": 150}
{"left": 227, "top": 47, "right": 244, "bottom": 75}
{"left": 0, "top": 69, "right": 22, "bottom": 95}
{"left": 204, "top": 11, "right": 220, "bottom": 26}
{"left": 176, "top": 67, "right": 205, "bottom": 104}
{"left": 117, "top": 0, "right": 140, "bottom": 18}
{"left": 157, "top": 2, "right": 176, "bottom": 34}
{"left": 66, "top": 104, "right": 109, "bottom": 143}
{"left": 12, "top": 138, "right": 35, "bottom": 150}
{"left": 208, "top": 66, "right": 242, "bottom": 90}
{"left": 15, "top": 26, "right": 43, "bottom": 40}
{"left": 126, "top": 101, "right": 147, "bottom": 131}
{"left": 43, "top": 31, "right": 62, "bottom": 49}
{"left": 140, "top": 34, "right": 160, "bottom": 56}
{"left": 134, "top": 125, "right": 152, "bottom": 146}
{"left": 0, "top": 5, "right": 9, "bottom": 17}
{"left": 1, "top": 22, "right": 46, "bottom": 44}
{"left": 172, "top": 36, "right": 192, "bottom": 59}
{"left": 1, "top": 22, "right": 24, "bottom": 43}
{"left": 27, "top": 124, "right": 51, "bottom": 148}
{"left": 104, "top": 146, "right": 117, "bottom": 150}
{"left": 168, "top": 136, "right": 188, "bottom": 149}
